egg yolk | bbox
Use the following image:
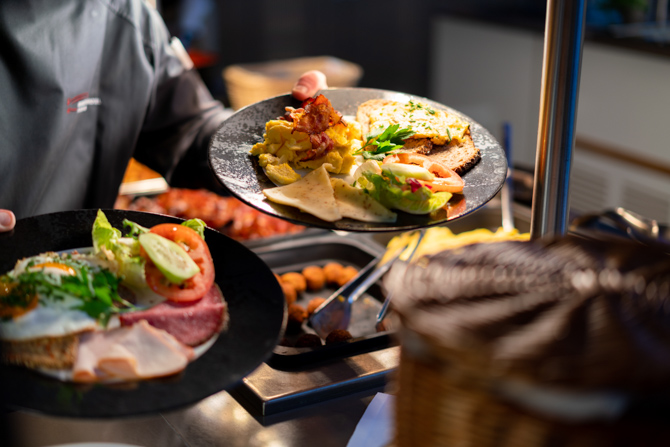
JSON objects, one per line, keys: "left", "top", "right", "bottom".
{"left": 29, "top": 262, "right": 77, "bottom": 276}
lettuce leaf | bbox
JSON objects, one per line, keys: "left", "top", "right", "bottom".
{"left": 92, "top": 209, "right": 122, "bottom": 254}
{"left": 181, "top": 218, "right": 206, "bottom": 240}
{"left": 362, "top": 172, "right": 451, "bottom": 215}
{"left": 92, "top": 210, "right": 146, "bottom": 288}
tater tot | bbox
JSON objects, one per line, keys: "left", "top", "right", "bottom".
{"left": 287, "top": 303, "right": 308, "bottom": 334}
{"left": 281, "top": 272, "right": 307, "bottom": 293}
{"left": 326, "top": 329, "right": 353, "bottom": 345}
{"left": 294, "top": 333, "right": 322, "bottom": 348}
{"left": 336, "top": 265, "right": 359, "bottom": 287}
{"left": 280, "top": 281, "right": 297, "bottom": 305}
{"left": 302, "top": 265, "right": 326, "bottom": 291}
{"left": 307, "top": 297, "right": 326, "bottom": 316}
{"left": 323, "top": 262, "right": 345, "bottom": 285}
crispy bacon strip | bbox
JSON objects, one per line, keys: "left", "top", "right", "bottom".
{"left": 300, "top": 133, "right": 335, "bottom": 161}
{"left": 290, "top": 94, "right": 343, "bottom": 135}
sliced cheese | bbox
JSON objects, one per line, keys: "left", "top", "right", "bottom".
{"left": 330, "top": 178, "right": 397, "bottom": 223}
{"left": 263, "top": 164, "right": 342, "bottom": 222}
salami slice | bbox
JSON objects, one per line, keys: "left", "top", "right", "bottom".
{"left": 119, "top": 285, "right": 227, "bottom": 347}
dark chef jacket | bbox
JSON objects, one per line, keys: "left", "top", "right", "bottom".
{"left": 0, "top": 0, "right": 229, "bottom": 219}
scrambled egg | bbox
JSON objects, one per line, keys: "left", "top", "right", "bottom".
{"left": 251, "top": 119, "right": 362, "bottom": 185}
{"left": 259, "top": 154, "right": 302, "bottom": 185}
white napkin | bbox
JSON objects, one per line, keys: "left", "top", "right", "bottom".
{"left": 347, "top": 392, "right": 395, "bottom": 447}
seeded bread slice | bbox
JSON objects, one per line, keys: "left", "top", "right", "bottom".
{"left": 395, "top": 134, "right": 480, "bottom": 175}
{"left": 356, "top": 99, "right": 481, "bottom": 175}
{"left": 425, "top": 133, "right": 481, "bottom": 175}
{"left": 398, "top": 138, "right": 432, "bottom": 155}
{"left": 2, "top": 332, "right": 83, "bottom": 370}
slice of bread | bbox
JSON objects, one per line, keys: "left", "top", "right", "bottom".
{"left": 425, "top": 133, "right": 481, "bottom": 175}
{"left": 356, "top": 99, "right": 481, "bottom": 175}
{"left": 398, "top": 138, "right": 433, "bottom": 155}
{"left": 2, "top": 332, "right": 82, "bottom": 370}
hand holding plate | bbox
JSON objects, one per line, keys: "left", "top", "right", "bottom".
{"left": 0, "top": 209, "right": 16, "bottom": 232}
{"left": 292, "top": 70, "right": 329, "bottom": 101}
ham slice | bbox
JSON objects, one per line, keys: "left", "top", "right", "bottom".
{"left": 73, "top": 320, "right": 194, "bottom": 382}
{"left": 119, "top": 284, "right": 227, "bottom": 347}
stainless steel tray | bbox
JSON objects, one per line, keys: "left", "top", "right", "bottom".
{"left": 252, "top": 234, "right": 392, "bottom": 368}
{"left": 233, "top": 233, "right": 397, "bottom": 416}
{"left": 234, "top": 203, "right": 533, "bottom": 416}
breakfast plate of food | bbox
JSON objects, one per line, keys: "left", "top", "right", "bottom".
{"left": 0, "top": 209, "right": 285, "bottom": 417}
{"left": 209, "top": 88, "right": 507, "bottom": 232}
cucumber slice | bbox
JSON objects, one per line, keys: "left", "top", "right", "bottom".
{"left": 139, "top": 233, "right": 200, "bottom": 284}
{"left": 382, "top": 163, "right": 435, "bottom": 181}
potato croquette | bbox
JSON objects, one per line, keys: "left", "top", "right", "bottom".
{"left": 306, "top": 297, "right": 326, "bottom": 316}
{"left": 280, "top": 281, "right": 297, "bottom": 305}
{"left": 302, "top": 265, "right": 326, "bottom": 291}
{"left": 325, "top": 329, "right": 353, "bottom": 345}
{"left": 281, "top": 272, "right": 307, "bottom": 294}
{"left": 294, "top": 333, "right": 323, "bottom": 348}
{"left": 286, "top": 303, "right": 308, "bottom": 334}
{"left": 323, "top": 262, "right": 345, "bottom": 285}
{"left": 336, "top": 265, "right": 359, "bottom": 287}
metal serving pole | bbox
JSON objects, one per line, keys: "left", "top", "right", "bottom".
{"left": 531, "top": 0, "right": 587, "bottom": 239}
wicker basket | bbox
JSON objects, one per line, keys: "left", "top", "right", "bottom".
{"left": 223, "top": 56, "right": 363, "bottom": 110}
{"left": 389, "top": 235, "right": 670, "bottom": 447}
{"left": 393, "top": 338, "right": 670, "bottom": 447}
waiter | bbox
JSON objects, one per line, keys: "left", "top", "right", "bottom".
{"left": 0, "top": 0, "right": 327, "bottom": 233}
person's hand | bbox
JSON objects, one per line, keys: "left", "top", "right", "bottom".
{"left": 0, "top": 209, "right": 16, "bottom": 232}
{"left": 292, "top": 70, "right": 328, "bottom": 101}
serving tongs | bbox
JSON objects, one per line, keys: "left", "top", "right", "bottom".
{"left": 309, "top": 237, "right": 413, "bottom": 339}
{"left": 373, "top": 229, "right": 426, "bottom": 332}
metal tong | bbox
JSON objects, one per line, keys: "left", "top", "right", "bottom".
{"left": 309, "top": 237, "right": 412, "bottom": 339}
{"left": 374, "top": 229, "right": 425, "bottom": 332}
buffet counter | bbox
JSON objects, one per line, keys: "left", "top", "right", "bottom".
{"left": 6, "top": 198, "right": 530, "bottom": 447}
{"left": 9, "top": 388, "right": 380, "bottom": 447}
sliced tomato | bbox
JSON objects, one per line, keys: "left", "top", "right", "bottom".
{"left": 383, "top": 153, "right": 464, "bottom": 194}
{"left": 142, "top": 224, "right": 215, "bottom": 302}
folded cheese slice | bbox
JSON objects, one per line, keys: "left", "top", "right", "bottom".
{"left": 263, "top": 164, "right": 342, "bottom": 222}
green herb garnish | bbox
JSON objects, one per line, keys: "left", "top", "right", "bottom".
{"left": 1, "top": 261, "right": 133, "bottom": 325}
{"left": 354, "top": 124, "right": 415, "bottom": 161}
{"left": 407, "top": 100, "right": 436, "bottom": 115}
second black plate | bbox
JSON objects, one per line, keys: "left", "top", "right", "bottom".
{"left": 209, "top": 87, "right": 507, "bottom": 232}
{"left": 0, "top": 209, "right": 286, "bottom": 418}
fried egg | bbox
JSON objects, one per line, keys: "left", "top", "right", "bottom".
{"left": 0, "top": 253, "right": 118, "bottom": 341}
{"left": 356, "top": 99, "right": 470, "bottom": 145}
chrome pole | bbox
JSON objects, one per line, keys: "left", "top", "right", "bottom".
{"left": 531, "top": 0, "right": 587, "bottom": 239}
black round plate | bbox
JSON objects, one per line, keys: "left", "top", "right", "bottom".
{"left": 209, "top": 87, "right": 507, "bottom": 232}
{"left": 0, "top": 209, "right": 286, "bottom": 418}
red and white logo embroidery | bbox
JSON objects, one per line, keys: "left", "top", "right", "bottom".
{"left": 66, "top": 93, "right": 101, "bottom": 114}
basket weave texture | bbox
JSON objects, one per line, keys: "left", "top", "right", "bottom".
{"left": 223, "top": 56, "right": 362, "bottom": 110}
{"left": 389, "top": 236, "right": 670, "bottom": 446}
{"left": 394, "top": 345, "right": 670, "bottom": 447}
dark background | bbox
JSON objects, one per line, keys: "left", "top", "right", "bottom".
{"left": 159, "top": 0, "right": 549, "bottom": 106}
{"left": 157, "top": 0, "right": 667, "bottom": 108}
